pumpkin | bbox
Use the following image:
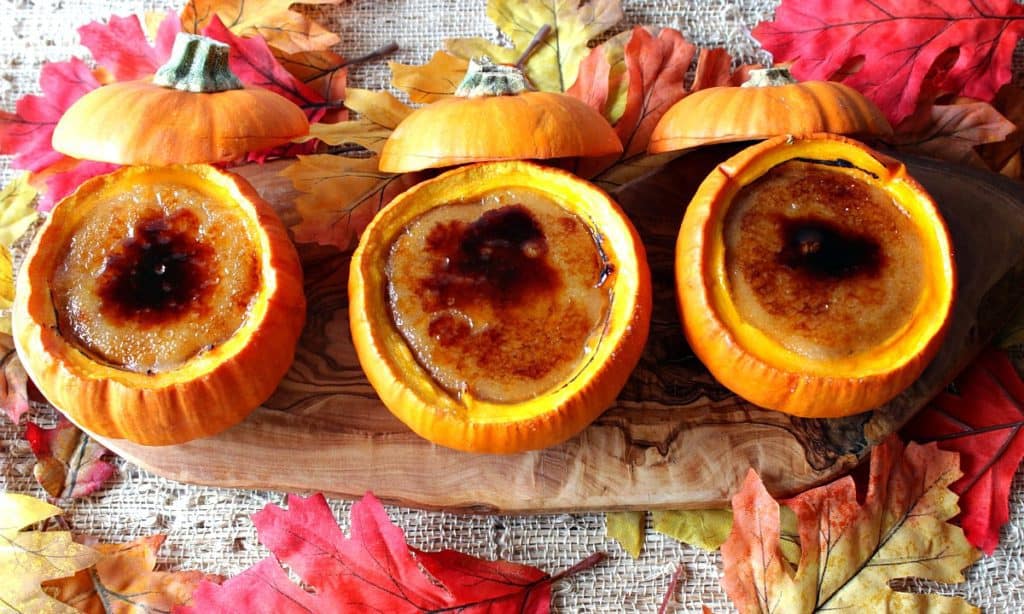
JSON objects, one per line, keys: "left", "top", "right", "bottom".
{"left": 648, "top": 68, "right": 892, "bottom": 154}
{"left": 12, "top": 164, "right": 306, "bottom": 445}
{"left": 349, "top": 160, "right": 651, "bottom": 453}
{"left": 52, "top": 33, "right": 309, "bottom": 165}
{"left": 378, "top": 58, "right": 622, "bottom": 173}
{"left": 676, "top": 134, "right": 955, "bottom": 417}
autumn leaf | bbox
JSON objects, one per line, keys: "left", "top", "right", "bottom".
{"left": 306, "top": 119, "right": 393, "bottom": 153}
{"left": 691, "top": 47, "right": 759, "bottom": 90}
{"left": 25, "top": 416, "right": 116, "bottom": 500}
{"left": 182, "top": 492, "right": 605, "bottom": 612}
{"left": 390, "top": 51, "right": 469, "bottom": 104}
{"left": 78, "top": 12, "right": 180, "bottom": 81}
{"left": 181, "top": 0, "right": 344, "bottom": 54}
{"left": 0, "top": 333, "right": 29, "bottom": 424}
{"left": 0, "top": 492, "right": 99, "bottom": 613}
{"left": 446, "top": 0, "right": 624, "bottom": 93}
{"left": 606, "top": 511, "right": 645, "bottom": 558}
{"left": 343, "top": 88, "right": 413, "bottom": 130}
{"left": 977, "top": 84, "right": 1024, "bottom": 177}
{"left": 273, "top": 48, "right": 349, "bottom": 123}
{"left": 884, "top": 100, "right": 1018, "bottom": 168}
{"left": 652, "top": 508, "right": 800, "bottom": 564}
{"left": 0, "top": 172, "right": 39, "bottom": 249}
{"left": 45, "top": 534, "right": 219, "bottom": 613}
{"left": 752, "top": 0, "right": 1024, "bottom": 125}
{"left": 575, "top": 27, "right": 695, "bottom": 189}
{"left": 902, "top": 349, "right": 1024, "bottom": 554}
{"left": 721, "top": 436, "right": 980, "bottom": 613}
{"left": 281, "top": 154, "right": 422, "bottom": 251}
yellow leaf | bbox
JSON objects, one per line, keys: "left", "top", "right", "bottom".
{"left": 651, "top": 506, "right": 801, "bottom": 564}
{"left": 280, "top": 154, "right": 422, "bottom": 252}
{"left": 605, "top": 511, "right": 645, "bottom": 558}
{"left": 0, "top": 493, "right": 99, "bottom": 613}
{"left": 390, "top": 51, "right": 470, "bottom": 103}
{"left": 445, "top": 0, "right": 624, "bottom": 92}
{"left": 721, "top": 437, "right": 981, "bottom": 613}
{"left": 306, "top": 119, "right": 393, "bottom": 153}
{"left": 0, "top": 172, "right": 40, "bottom": 248}
{"left": 343, "top": 88, "right": 413, "bottom": 130}
{"left": 180, "top": 0, "right": 344, "bottom": 54}
{"left": 45, "top": 535, "right": 220, "bottom": 613}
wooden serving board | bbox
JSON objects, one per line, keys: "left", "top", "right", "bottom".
{"left": 96, "top": 148, "right": 1024, "bottom": 513}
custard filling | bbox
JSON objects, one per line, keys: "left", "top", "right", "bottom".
{"left": 386, "top": 188, "right": 612, "bottom": 404}
{"left": 51, "top": 182, "right": 261, "bottom": 373}
{"left": 724, "top": 160, "right": 926, "bottom": 359}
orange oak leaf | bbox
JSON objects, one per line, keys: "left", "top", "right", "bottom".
{"left": 182, "top": 492, "right": 605, "bottom": 612}
{"left": 691, "top": 48, "right": 759, "bottom": 90}
{"left": 390, "top": 51, "right": 470, "bottom": 104}
{"left": 446, "top": 0, "right": 623, "bottom": 93}
{"left": 884, "top": 100, "right": 1017, "bottom": 168}
{"left": 180, "top": 0, "right": 344, "bottom": 54}
{"left": 752, "top": 0, "right": 1024, "bottom": 125}
{"left": 25, "top": 416, "right": 115, "bottom": 500}
{"left": 902, "top": 349, "right": 1024, "bottom": 554}
{"left": 44, "top": 535, "right": 219, "bottom": 613}
{"left": 721, "top": 436, "right": 980, "bottom": 613}
{"left": 281, "top": 154, "right": 422, "bottom": 252}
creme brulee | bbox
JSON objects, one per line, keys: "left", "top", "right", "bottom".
{"left": 724, "top": 160, "right": 926, "bottom": 359}
{"left": 51, "top": 182, "right": 260, "bottom": 373}
{"left": 386, "top": 188, "right": 611, "bottom": 403}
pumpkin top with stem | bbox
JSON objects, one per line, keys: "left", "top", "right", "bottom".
{"left": 52, "top": 32, "right": 309, "bottom": 166}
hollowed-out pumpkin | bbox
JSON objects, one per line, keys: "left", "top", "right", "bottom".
{"left": 13, "top": 164, "right": 306, "bottom": 445}
{"left": 52, "top": 33, "right": 309, "bottom": 165}
{"left": 349, "top": 160, "right": 651, "bottom": 453}
{"left": 648, "top": 68, "right": 892, "bottom": 154}
{"left": 378, "top": 58, "right": 622, "bottom": 173}
{"left": 676, "top": 134, "right": 955, "bottom": 417}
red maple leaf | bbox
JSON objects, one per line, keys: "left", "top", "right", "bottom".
{"left": 182, "top": 492, "right": 604, "bottom": 613}
{"left": 902, "top": 349, "right": 1024, "bottom": 554}
{"left": 78, "top": 12, "right": 180, "bottom": 81}
{"left": 752, "top": 0, "right": 1024, "bottom": 124}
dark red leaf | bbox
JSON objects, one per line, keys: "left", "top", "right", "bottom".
{"left": 25, "top": 416, "right": 115, "bottom": 499}
{"left": 78, "top": 12, "right": 180, "bottom": 81}
{"left": 414, "top": 548, "right": 550, "bottom": 611}
{"left": 902, "top": 349, "right": 1024, "bottom": 554}
{"left": 752, "top": 0, "right": 1024, "bottom": 124}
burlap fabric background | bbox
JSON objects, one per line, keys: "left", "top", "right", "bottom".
{"left": 1, "top": 1, "right": 1023, "bottom": 611}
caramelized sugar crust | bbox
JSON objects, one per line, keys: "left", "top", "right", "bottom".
{"left": 51, "top": 182, "right": 261, "bottom": 373}
{"left": 386, "top": 188, "right": 611, "bottom": 403}
{"left": 724, "top": 160, "right": 926, "bottom": 359}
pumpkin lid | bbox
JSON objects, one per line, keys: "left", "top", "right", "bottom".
{"left": 648, "top": 67, "right": 893, "bottom": 154}
{"left": 51, "top": 33, "right": 309, "bottom": 166}
{"left": 377, "top": 58, "right": 623, "bottom": 173}
{"left": 349, "top": 160, "right": 650, "bottom": 453}
{"left": 676, "top": 133, "right": 955, "bottom": 418}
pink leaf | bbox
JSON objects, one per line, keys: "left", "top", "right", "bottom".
{"left": 78, "top": 12, "right": 180, "bottom": 81}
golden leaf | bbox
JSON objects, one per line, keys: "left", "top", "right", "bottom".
{"left": 721, "top": 437, "right": 981, "bottom": 613}
{"left": 45, "top": 535, "right": 220, "bottom": 613}
{"left": 180, "top": 0, "right": 344, "bottom": 54}
{"left": 281, "top": 154, "right": 422, "bottom": 252}
{"left": 446, "top": 0, "right": 624, "bottom": 93}
{"left": 605, "top": 511, "right": 645, "bottom": 559}
{"left": 306, "top": 119, "right": 393, "bottom": 153}
{"left": 0, "top": 172, "right": 39, "bottom": 249}
{"left": 652, "top": 507, "right": 801, "bottom": 564}
{"left": 390, "top": 51, "right": 470, "bottom": 103}
{"left": 0, "top": 493, "right": 98, "bottom": 613}
{"left": 343, "top": 88, "right": 413, "bottom": 130}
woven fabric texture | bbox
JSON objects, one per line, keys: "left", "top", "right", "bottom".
{"left": 2, "top": 1, "right": 1024, "bottom": 612}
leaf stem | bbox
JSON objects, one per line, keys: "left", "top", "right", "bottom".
{"left": 515, "top": 24, "right": 552, "bottom": 70}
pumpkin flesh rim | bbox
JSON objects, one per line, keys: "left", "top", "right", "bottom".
{"left": 350, "top": 160, "right": 651, "bottom": 452}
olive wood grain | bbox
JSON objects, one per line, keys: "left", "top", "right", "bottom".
{"left": 95, "top": 149, "right": 1024, "bottom": 513}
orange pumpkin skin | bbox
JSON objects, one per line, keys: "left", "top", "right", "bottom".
{"left": 350, "top": 161, "right": 651, "bottom": 453}
{"left": 378, "top": 92, "right": 623, "bottom": 173}
{"left": 649, "top": 78, "right": 892, "bottom": 154}
{"left": 52, "top": 81, "right": 309, "bottom": 166}
{"left": 676, "top": 134, "right": 955, "bottom": 417}
{"left": 13, "top": 165, "right": 306, "bottom": 445}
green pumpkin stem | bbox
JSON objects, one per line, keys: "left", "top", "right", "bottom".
{"left": 153, "top": 33, "right": 243, "bottom": 93}
{"left": 455, "top": 57, "right": 533, "bottom": 98}
{"left": 742, "top": 67, "right": 799, "bottom": 88}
